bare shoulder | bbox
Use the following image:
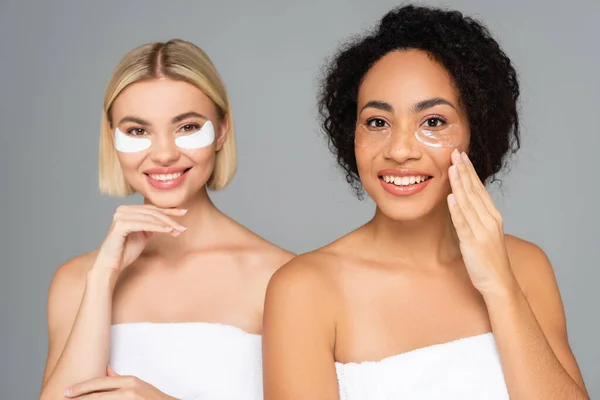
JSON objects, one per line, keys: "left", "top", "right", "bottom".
{"left": 504, "top": 234, "right": 555, "bottom": 296}
{"left": 504, "top": 237, "right": 588, "bottom": 393}
{"left": 42, "top": 250, "right": 99, "bottom": 383}
{"left": 225, "top": 217, "right": 295, "bottom": 274}
{"left": 266, "top": 249, "right": 342, "bottom": 312}
{"left": 251, "top": 237, "right": 295, "bottom": 273}
{"left": 221, "top": 219, "right": 296, "bottom": 315}
{"left": 504, "top": 234, "right": 568, "bottom": 334}
{"left": 266, "top": 228, "right": 362, "bottom": 294}
{"left": 47, "top": 250, "right": 98, "bottom": 317}
{"left": 262, "top": 250, "right": 341, "bottom": 398}
{"left": 50, "top": 250, "right": 98, "bottom": 293}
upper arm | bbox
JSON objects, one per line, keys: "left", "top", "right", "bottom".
{"left": 41, "top": 254, "right": 91, "bottom": 386}
{"left": 262, "top": 258, "right": 340, "bottom": 400}
{"left": 508, "top": 237, "right": 588, "bottom": 392}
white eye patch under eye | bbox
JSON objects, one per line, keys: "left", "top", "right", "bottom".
{"left": 174, "top": 120, "right": 215, "bottom": 149}
{"left": 113, "top": 121, "right": 215, "bottom": 153}
{"left": 414, "top": 123, "right": 462, "bottom": 148}
{"left": 354, "top": 122, "right": 463, "bottom": 149}
{"left": 114, "top": 128, "right": 151, "bottom": 153}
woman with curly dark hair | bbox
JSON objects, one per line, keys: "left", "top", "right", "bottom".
{"left": 262, "top": 5, "right": 589, "bottom": 399}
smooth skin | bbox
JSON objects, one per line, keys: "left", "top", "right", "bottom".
{"left": 262, "top": 50, "right": 588, "bottom": 400}
{"left": 40, "top": 79, "right": 293, "bottom": 399}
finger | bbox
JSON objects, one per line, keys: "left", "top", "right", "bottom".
{"left": 448, "top": 161, "right": 485, "bottom": 236}
{"left": 460, "top": 152, "right": 501, "bottom": 220}
{"left": 447, "top": 194, "right": 473, "bottom": 239}
{"left": 451, "top": 151, "right": 492, "bottom": 225}
{"left": 106, "top": 365, "right": 119, "bottom": 377}
{"left": 70, "top": 392, "right": 123, "bottom": 399}
{"left": 117, "top": 204, "right": 187, "bottom": 216}
{"left": 129, "top": 204, "right": 188, "bottom": 216}
{"left": 114, "top": 206, "right": 188, "bottom": 230}
{"left": 111, "top": 218, "right": 177, "bottom": 237}
{"left": 459, "top": 152, "right": 486, "bottom": 191}
{"left": 137, "top": 208, "right": 188, "bottom": 231}
{"left": 65, "top": 377, "right": 127, "bottom": 397}
{"left": 114, "top": 211, "right": 186, "bottom": 233}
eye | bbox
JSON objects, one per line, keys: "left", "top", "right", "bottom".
{"left": 180, "top": 123, "right": 201, "bottom": 133}
{"left": 126, "top": 127, "right": 148, "bottom": 136}
{"left": 365, "top": 118, "right": 389, "bottom": 129}
{"left": 423, "top": 116, "right": 447, "bottom": 129}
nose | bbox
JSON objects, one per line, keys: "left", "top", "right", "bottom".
{"left": 149, "top": 135, "right": 180, "bottom": 165}
{"left": 382, "top": 126, "right": 423, "bottom": 163}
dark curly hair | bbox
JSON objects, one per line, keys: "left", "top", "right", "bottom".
{"left": 318, "top": 5, "right": 520, "bottom": 197}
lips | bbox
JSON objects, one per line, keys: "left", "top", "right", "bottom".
{"left": 144, "top": 167, "right": 192, "bottom": 190}
{"left": 377, "top": 169, "right": 433, "bottom": 197}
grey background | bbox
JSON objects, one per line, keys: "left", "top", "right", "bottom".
{"left": 1, "top": 0, "right": 598, "bottom": 398}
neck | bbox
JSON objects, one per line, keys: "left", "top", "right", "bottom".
{"left": 364, "top": 202, "right": 461, "bottom": 267}
{"left": 143, "top": 187, "right": 227, "bottom": 256}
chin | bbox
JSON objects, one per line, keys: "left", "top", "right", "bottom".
{"left": 376, "top": 200, "right": 438, "bottom": 222}
{"left": 365, "top": 185, "right": 445, "bottom": 223}
{"left": 147, "top": 196, "right": 187, "bottom": 209}
{"left": 136, "top": 187, "right": 191, "bottom": 209}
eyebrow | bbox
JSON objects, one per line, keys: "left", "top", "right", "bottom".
{"left": 359, "top": 97, "right": 456, "bottom": 115}
{"left": 116, "top": 111, "right": 208, "bottom": 127}
{"left": 171, "top": 111, "right": 208, "bottom": 124}
{"left": 360, "top": 100, "right": 394, "bottom": 113}
{"left": 117, "top": 116, "right": 151, "bottom": 126}
{"left": 412, "top": 97, "right": 456, "bottom": 113}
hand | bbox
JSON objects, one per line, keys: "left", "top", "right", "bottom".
{"left": 63, "top": 365, "right": 178, "bottom": 399}
{"left": 93, "top": 205, "right": 188, "bottom": 275}
{"left": 447, "top": 149, "right": 518, "bottom": 298}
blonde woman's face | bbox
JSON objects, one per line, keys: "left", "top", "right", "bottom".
{"left": 110, "top": 78, "right": 227, "bottom": 207}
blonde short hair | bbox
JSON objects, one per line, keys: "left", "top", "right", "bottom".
{"left": 99, "top": 39, "right": 236, "bottom": 196}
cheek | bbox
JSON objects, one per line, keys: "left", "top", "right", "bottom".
{"left": 117, "top": 153, "right": 146, "bottom": 172}
{"left": 354, "top": 148, "right": 373, "bottom": 185}
{"left": 424, "top": 147, "right": 453, "bottom": 176}
{"left": 182, "top": 147, "right": 216, "bottom": 169}
{"left": 354, "top": 145, "right": 378, "bottom": 174}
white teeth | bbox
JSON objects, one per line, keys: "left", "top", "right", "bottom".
{"left": 382, "top": 175, "right": 429, "bottom": 186}
{"left": 149, "top": 172, "right": 183, "bottom": 181}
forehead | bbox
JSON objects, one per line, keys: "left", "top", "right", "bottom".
{"left": 358, "top": 49, "right": 459, "bottom": 108}
{"left": 111, "top": 78, "right": 217, "bottom": 122}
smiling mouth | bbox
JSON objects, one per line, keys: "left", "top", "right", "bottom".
{"left": 145, "top": 168, "right": 192, "bottom": 182}
{"left": 379, "top": 174, "right": 432, "bottom": 187}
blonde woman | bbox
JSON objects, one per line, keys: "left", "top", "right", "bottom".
{"left": 40, "top": 39, "right": 293, "bottom": 400}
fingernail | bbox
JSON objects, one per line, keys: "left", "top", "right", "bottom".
{"left": 172, "top": 230, "right": 181, "bottom": 237}
{"left": 450, "top": 165, "right": 458, "bottom": 179}
{"left": 448, "top": 194, "right": 456, "bottom": 206}
{"left": 64, "top": 388, "right": 72, "bottom": 397}
{"left": 453, "top": 149, "right": 462, "bottom": 163}
{"left": 461, "top": 152, "right": 470, "bottom": 163}
{"left": 180, "top": 209, "right": 188, "bottom": 213}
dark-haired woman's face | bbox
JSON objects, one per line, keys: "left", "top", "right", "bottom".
{"left": 355, "top": 49, "right": 470, "bottom": 221}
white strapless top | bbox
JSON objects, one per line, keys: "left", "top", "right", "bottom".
{"left": 109, "top": 322, "right": 263, "bottom": 400}
{"left": 335, "top": 332, "right": 509, "bottom": 399}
